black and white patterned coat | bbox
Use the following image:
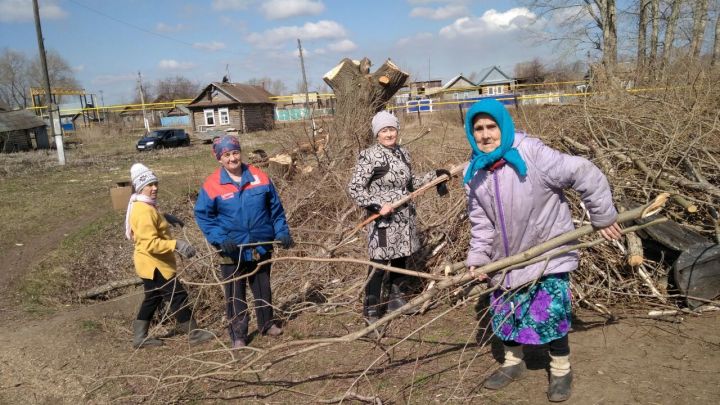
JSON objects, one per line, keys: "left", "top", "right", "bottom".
{"left": 347, "top": 143, "right": 437, "bottom": 260}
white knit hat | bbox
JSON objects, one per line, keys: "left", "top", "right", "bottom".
{"left": 371, "top": 110, "right": 399, "bottom": 136}
{"left": 130, "top": 163, "right": 158, "bottom": 192}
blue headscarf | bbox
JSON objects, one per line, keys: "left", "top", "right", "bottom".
{"left": 463, "top": 99, "right": 527, "bottom": 184}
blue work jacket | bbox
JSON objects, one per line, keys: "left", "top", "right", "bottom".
{"left": 195, "top": 164, "right": 290, "bottom": 262}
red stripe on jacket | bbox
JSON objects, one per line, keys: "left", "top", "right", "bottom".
{"left": 202, "top": 165, "right": 271, "bottom": 200}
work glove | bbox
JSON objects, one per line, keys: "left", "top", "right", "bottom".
{"left": 277, "top": 234, "right": 294, "bottom": 249}
{"left": 220, "top": 239, "right": 239, "bottom": 256}
{"left": 163, "top": 213, "right": 185, "bottom": 228}
{"left": 175, "top": 239, "right": 196, "bottom": 258}
{"left": 435, "top": 169, "right": 451, "bottom": 197}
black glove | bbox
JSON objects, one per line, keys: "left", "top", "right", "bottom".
{"left": 175, "top": 239, "right": 196, "bottom": 258}
{"left": 365, "top": 204, "right": 381, "bottom": 214}
{"left": 435, "top": 169, "right": 451, "bottom": 197}
{"left": 278, "top": 234, "right": 294, "bottom": 249}
{"left": 220, "top": 239, "right": 239, "bottom": 256}
{"left": 163, "top": 213, "right": 184, "bottom": 228}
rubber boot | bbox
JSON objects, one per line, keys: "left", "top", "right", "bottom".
{"left": 232, "top": 339, "right": 246, "bottom": 349}
{"left": 483, "top": 344, "right": 526, "bottom": 390}
{"left": 548, "top": 354, "right": 573, "bottom": 402}
{"left": 132, "top": 320, "right": 163, "bottom": 348}
{"left": 177, "top": 318, "right": 214, "bottom": 346}
{"left": 386, "top": 284, "right": 409, "bottom": 314}
{"left": 363, "top": 295, "right": 380, "bottom": 324}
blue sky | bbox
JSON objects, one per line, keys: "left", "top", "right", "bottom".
{"left": 1, "top": 0, "right": 572, "bottom": 104}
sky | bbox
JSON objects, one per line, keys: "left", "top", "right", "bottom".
{"left": 0, "top": 0, "right": 575, "bottom": 105}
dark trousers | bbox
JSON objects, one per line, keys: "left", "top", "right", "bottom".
{"left": 365, "top": 256, "right": 407, "bottom": 312}
{"left": 136, "top": 269, "right": 191, "bottom": 323}
{"left": 504, "top": 335, "right": 570, "bottom": 356}
{"left": 220, "top": 252, "right": 274, "bottom": 341}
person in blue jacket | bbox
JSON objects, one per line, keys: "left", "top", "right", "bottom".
{"left": 195, "top": 135, "right": 293, "bottom": 349}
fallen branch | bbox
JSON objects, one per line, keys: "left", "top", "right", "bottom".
{"left": 78, "top": 277, "right": 142, "bottom": 299}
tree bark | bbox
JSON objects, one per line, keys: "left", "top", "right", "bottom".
{"left": 323, "top": 58, "right": 409, "bottom": 148}
{"left": 649, "top": 0, "right": 660, "bottom": 68}
{"left": 601, "top": 0, "right": 618, "bottom": 75}
{"left": 690, "top": 0, "right": 709, "bottom": 60}
{"left": 713, "top": 9, "right": 720, "bottom": 66}
{"left": 637, "top": 0, "right": 650, "bottom": 74}
{"left": 662, "top": 0, "right": 682, "bottom": 67}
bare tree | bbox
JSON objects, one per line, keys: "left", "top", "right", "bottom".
{"left": 524, "top": 1, "right": 617, "bottom": 76}
{"left": 637, "top": 0, "right": 650, "bottom": 72}
{"left": 514, "top": 58, "right": 546, "bottom": 82}
{"left": 0, "top": 49, "right": 30, "bottom": 108}
{"left": 649, "top": 0, "right": 660, "bottom": 66}
{"left": 27, "top": 49, "right": 79, "bottom": 106}
{"left": 246, "top": 77, "right": 288, "bottom": 95}
{"left": 689, "top": 0, "right": 709, "bottom": 59}
{"left": 714, "top": 6, "right": 720, "bottom": 66}
{"left": 152, "top": 76, "right": 201, "bottom": 102}
{"left": 662, "top": 0, "right": 682, "bottom": 66}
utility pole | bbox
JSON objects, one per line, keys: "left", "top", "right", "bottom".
{"left": 99, "top": 90, "right": 106, "bottom": 125}
{"left": 137, "top": 71, "right": 149, "bottom": 132}
{"left": 297, "top": 39, "right": 315, "bottom": 132}
{"left": 32, "top": 0, "right": 65, "bottom": 164}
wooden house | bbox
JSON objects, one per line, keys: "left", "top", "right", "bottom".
{"left": 434, "top": 74, "right": 479, "bottom": 101}
{"left": 476, "top": 66, "right": 516, "bottom": 96}
{"left": 0, "top": 102, "right": 49, "bottom": 152}
{"left": 187, "top": 82, "right": 275, "bottom": 134}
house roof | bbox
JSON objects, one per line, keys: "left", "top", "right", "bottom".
{"left": 442, "top": 74, "right": 477, "bottom": 89}
{"left": 0, "top": 109, "right": 46, "bottom": 132}
{"left": 476, "top": 66, "right": 514, "bottom": 85}
{"left": 167, "top": 105, "right": 190, "bottom": 116}
{"left": 0, "top": 101, "right": 11, "bottom": 112}
{"left": 188, "top": 82, "right": 275, "bottom": 108}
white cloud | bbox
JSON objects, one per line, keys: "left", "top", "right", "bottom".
{"left": 72, "top": 65, "right": 85, "bottom": 73}
{"left": 158, "top": 59, "right": 195, "bottom": 70}
{"left": 156, "top": 22, "right": 186, "bottom": 33}
{"left": 439, "top": 8, "right": 535, "bottom": 38}
{"left": 0, "top": 0, "right": 67, "bottom": 22}
{"left": 397, "top": 32, "right": 433, "bottom": 46}
{"left": 193, "top": 41, "right": 226, "bottom": 51}
{"left": 212, "top": 0, "right": 254, "bottom": 11}
{"left": 246, "top": 20, "right": 347, "bottom": 49}
{"left": 261, "top": 0, "right": 324, "bottom": 20}
{"left": 327, "top": 39, "right": 356, "bottom": 52}
{"left": 91, "top": 74, "right": 136, "bottom": 86}
{"left": 410, "top": 5, "right": 467, "bottom": 20}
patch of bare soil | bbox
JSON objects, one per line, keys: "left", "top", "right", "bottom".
{"left": 0, "top": 292, "right": 717, "bottom": 404}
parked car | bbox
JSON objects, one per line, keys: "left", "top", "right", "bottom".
{"left": 136, "top": 129, "right": 190, "bottom": 151}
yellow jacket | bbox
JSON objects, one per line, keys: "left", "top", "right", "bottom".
{"left": 129, "top": 202, "right": 177, "bottom": 280}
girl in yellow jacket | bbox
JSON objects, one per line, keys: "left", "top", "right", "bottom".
{"left": 126, "top": 163, "right": 213, "bottom": 348}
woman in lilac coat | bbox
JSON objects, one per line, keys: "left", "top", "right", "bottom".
{"left": 463, "top": 99, "right": 621, "bottom": 402}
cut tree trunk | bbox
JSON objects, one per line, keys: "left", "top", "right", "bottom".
{"left": 323, "top": 57, "right": 409, "bottom": 148}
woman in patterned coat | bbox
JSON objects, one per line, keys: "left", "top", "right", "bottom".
{"left": 347, "top": 111, "right": 449, "bottom": 323}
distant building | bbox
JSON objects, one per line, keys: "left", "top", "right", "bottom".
{"left": 0, "top": 102, "right": 49, "bottom": 152}
{"left": 434, "top": 74, "right": 479, "bottom": 101}
{"left": 187, "top": 82, "right": 275, "bottom": 134}
{"left": 475, "top": 66, "right": 516, "bottom": 97}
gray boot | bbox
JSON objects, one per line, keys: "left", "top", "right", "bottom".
{"left": 483, "top": 361, "right": 527, "bottom": 390}
{"left": 132, "top": 320, "right": 163, "bottom": 348}
{"left": 386, "top": 284, "right": 409, "bottom": 313}
{"left": 548, "top": 370, "right": 573, "bottom": 402}
{"left": 177, "top": 318, "right": 214, "bottom": 346}
{"left": 363, "top": 295, "right": 380, "bottom": 324}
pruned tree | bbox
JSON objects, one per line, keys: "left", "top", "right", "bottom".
{"left": 323, "top": 57, "right": 409, "bottom": 149}
{"left": 649, "top": 0, "right": 660, "bottom": 67}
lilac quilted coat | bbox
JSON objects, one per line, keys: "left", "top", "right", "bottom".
{"left": 465, "top": 133, "right": 617, "bottom": 289}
